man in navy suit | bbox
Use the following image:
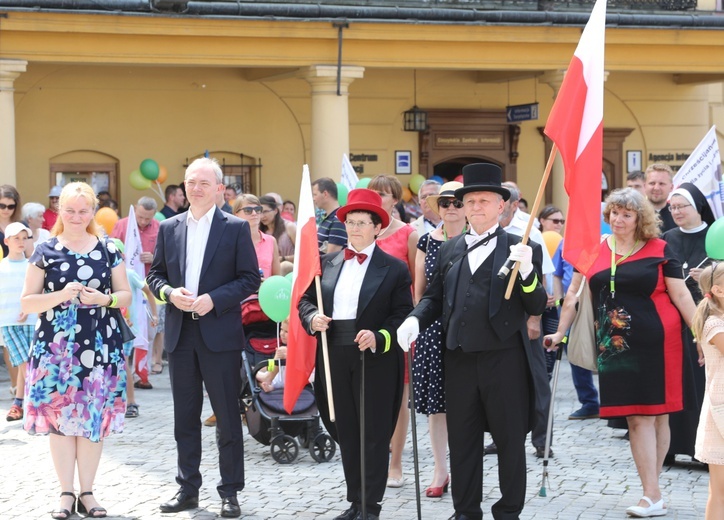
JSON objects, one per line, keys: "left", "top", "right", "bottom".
{"left": 147, "top": 157, "right": 261, "bottom": 518}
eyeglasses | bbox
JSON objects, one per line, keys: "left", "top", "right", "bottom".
{"left": 437, "top": 198, "right": 464, "bottom": 209}
{"left": 545, "top": 218, "right": 566, "bottom": 225}
{"left": 261, "top": 209, "right": 276, "bottom": 215}
{"left": 0, "top": 203, "right": 17, "bottom": 211}
{"left": 345, "top": 220, "right": 373, "bottom": 229}
{"left": 669, "top": 204, "right": 692, "bottom": 213}
{"left": 238, "top": 206, "right": 263, "bottom": 215}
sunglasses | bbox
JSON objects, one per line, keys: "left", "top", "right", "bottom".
{"left": 437, "top": 198, "right": 464, "bottom": 209}
{"left": 238, "top": 206, "right": 263, "bottom": 215}
{"left": 0, "top": 203, "right": 17, "bottom": 211}
{"left": 546, "top": 218, "right": 566, "bottom": 225}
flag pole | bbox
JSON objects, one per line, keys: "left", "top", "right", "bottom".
{"left": 315, "top": 276, "right": 336, "bottom": 422}
{"left": 505, "top": 144, "right": 558, "bottom": 300}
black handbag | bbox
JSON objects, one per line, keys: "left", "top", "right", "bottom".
{"left": 100, "top": 237, "right": 136, "bottom": 344}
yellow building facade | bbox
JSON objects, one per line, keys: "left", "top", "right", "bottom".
{"left": 2, "top": 2, "right": 724, "bottom": 213}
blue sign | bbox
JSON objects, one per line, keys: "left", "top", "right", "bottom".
{"left": 506, "top": 103, "right": 539, "bottom": 123}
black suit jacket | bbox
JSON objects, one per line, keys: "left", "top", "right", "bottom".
{"left": 147, "top": 207, "right": 261, "bottom": 353}
{"left": 298, "top": 246, "right": 413, "bottom": 353}
{"left": 411, "top": 230, "right": 548, "bottom": 428}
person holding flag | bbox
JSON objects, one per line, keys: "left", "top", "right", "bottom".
{"left": 298, "top": 189, "right": 413, "bottom": 520}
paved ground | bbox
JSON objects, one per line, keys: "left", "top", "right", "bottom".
{"left": 0, "top": 354, "right": 710, "bottom": 519}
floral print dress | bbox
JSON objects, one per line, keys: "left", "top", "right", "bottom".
{"left": 24, "top": 237, "right": 126, "bottom": 442}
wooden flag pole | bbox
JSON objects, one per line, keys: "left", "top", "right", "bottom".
{"left": 315, "top": 276, "right": 336, "bottom": 422}
{"left": 504, "top": 143, "right": 559, "bottom": 300}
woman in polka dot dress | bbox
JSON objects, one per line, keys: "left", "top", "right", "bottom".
{"left": 412, "top": 181, "right": 465, "bottom": 498}
{"left": 21, "top": 182, "right": 131, "bottom": 519}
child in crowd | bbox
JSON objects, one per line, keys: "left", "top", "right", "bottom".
{"left": 113, "top": 239, "right": 158, "bottom": 418}
{"left": 0, "top": 223, "right": 37, "bottom": 421}
{"left": 693, "top": 262, "right": 724, "bottom": 519}
{"left": 256, "top": 318, "right": 289, "bottom": 392}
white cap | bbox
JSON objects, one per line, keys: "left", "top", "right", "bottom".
{"left": 4, "top": 222, "right": 32, "bottom": 239}
{"left": 48, "top": 185, "right": 62, "bottom": 198}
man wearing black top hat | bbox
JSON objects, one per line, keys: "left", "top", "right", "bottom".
{"left": 397, "top": 164, "right": 548, "bottom": 520}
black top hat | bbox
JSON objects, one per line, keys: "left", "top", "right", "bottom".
{"left": 454, "top": 163, "right": 510, "bottom": 201}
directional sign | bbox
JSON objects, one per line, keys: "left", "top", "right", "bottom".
{"left": 506, "top": 103, "right": 539, "bottom": 123}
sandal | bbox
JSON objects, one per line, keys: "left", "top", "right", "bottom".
{"left": 125, "top": 403, "right": 139, "bottom": 418}
{"left": 6, "top": 403, "right": 23, "bottom": 421}
{"left": 51, "top": 491, "right": 76, "bottom": 520}
{"left": 151, "top": 363, "right": 164, "bottom": 374}
{"left": 78, "top": 491, "right": 107, "bottom": 518}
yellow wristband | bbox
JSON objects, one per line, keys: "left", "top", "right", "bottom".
{"left": 521, "top": 273, "right": 538, "bottom": 294}
{"left": 160, "top": 284, "right": 173, "bottom": 302}
{"left": 379, "top": 329, "right": 391, "bottom": 353}
{"left": 267, "top": 359, "right": 275, "bottom": 372}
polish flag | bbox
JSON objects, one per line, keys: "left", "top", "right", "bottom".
{"left": 284, "top": 165, "right": 322, "bottom": 414}
{"left": 544, "top": 0, "right": 607, "bottom": 274}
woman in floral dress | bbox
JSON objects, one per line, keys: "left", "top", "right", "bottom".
{"left": 21, "top": 182, "right": 131, "bottom": 520}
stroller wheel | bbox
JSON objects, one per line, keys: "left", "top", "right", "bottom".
{"left": 310, "top": 433, "right": 336, "bottom": 463}
{"left": 270, "top": 434, "right": 299, "bottom": 464}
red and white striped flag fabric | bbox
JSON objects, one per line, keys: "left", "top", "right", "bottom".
{"left": 544, "top": 0, "right": 607, "bottom": 274}
{"left": 283, "top": 165, "right": 322, "bottom": 414}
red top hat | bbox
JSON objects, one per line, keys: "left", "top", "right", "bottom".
{"left": 336, "top": 189, "right": 390, "bottom": 228}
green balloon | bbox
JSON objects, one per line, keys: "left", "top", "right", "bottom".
{"left": 337, "top": 182, "right": 349, "bottom": 206}
{"left": 409, "top": 174, "right": 425, "bottom": 194}
{"left": 355, "top": 177, "right": 371, "bottom": 189}
{"left": 129, "top": 169, "right": 152, "bottom": 191}
{"left": 706, "top": 217, "right": 724, "bottom": 260}
{"left": 258, "top": 275, "right": 292, "bottom": 323}
{"left": 154, "top": 211, "right": 166, "bottom": 222}
{"left": 285, "top": 272, "right": 294, "bottom": 283}
{"left": 140, "top": 158, "right": 160, "bottom": 181}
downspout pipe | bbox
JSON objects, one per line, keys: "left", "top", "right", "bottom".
{"left": 2, "top": 0, "right": 724, "bottom": 29}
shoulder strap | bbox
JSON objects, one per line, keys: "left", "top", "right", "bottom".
{"left": 441, "top": 228, "right": 503, "bottom": 279}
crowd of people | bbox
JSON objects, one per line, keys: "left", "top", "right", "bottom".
{"left": 1, "top": 158, "right": 723, "bottom": 520}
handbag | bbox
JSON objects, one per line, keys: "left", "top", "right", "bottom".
{"left": 566, "top": 276, "right": 598, "bottom": 373}
{"left": 100, "top": 237, "right": 136, "bottom": 344}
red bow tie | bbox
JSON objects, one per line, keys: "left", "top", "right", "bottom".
{"left": 344, "top": 249, "right": 368, "bottom": 264}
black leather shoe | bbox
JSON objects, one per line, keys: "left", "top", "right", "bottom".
{"left": 448, "top": 515, "right": 475, "bottom": 520}
{"left": 159, "top": 491, "right": 199, "bottom": 513}
{"left": 483, "top": 442, "right": 497, "bottom": 455}
{"left": 353, "top": 513, "right": 380, "bottom": 520}
{"left": 535, "top": 446, "right": 554, "bottom": 458}
{"left": 220, "top": 496, "right": 241, "bottom": 518}
{"left": 334, "top": 505, "right": 358, "bottom": 520}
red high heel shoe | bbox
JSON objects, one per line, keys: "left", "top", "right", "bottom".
{"left": 425, "top": 475, "right": 450, "bottom": 498}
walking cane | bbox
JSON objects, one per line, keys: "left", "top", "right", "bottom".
{"left": 360, "top": 350, "right": 367, "bottom": 519}
{"left": 539, "top": 336, "right": 567, "bottom": 497}
{"left": 406, "top": 348, "right": 423, "bottom": 520}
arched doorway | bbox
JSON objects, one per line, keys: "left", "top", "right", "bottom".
{"left": 433, "top": 156, "right": 503, "bottom": 182}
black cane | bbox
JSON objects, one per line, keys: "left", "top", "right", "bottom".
{"left": 539, "top": 336, "right": 566, "bottom": 497}
{"left": 406, "top": 348, "right": 422, "bottom": 520}
{"left": 360, "top": 350, "right": 367, "bottom": 519}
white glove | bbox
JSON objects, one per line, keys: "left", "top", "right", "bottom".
{"left": 397, "top": 317, "right": 420, "bottom": 352}
{"left": 508, "top": 243, "right": 534, "bottom": 279}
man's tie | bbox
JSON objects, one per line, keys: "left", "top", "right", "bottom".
{"left": 344, "top": 248, "right": 368, "bottom": 264}
{"left": 464, "top": 227, "right": 502, "bottom": 248}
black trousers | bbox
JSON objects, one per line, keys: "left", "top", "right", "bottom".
{"left": 445, "top": 346, "right": 530, "bottom": 520}
{"left": 528, "top": 336, "right": 552, "bottom": 448}
{"left": 168, "top": 317, "right": 245, "bottom": 498}
{"left": 319, "top": 321, "right": 402, "bottom": 516}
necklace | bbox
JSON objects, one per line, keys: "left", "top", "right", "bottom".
{"left": 60, "top": 233, "right": 95, "bottom": 254}
{"left": 609, "top": 236, "right": 639, "bottom": 298}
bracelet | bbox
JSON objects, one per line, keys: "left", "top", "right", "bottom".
{"left": 108, "top": 294, "right": 118, "bottom": 308}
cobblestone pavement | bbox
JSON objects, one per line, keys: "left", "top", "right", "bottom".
{"left": 0, "top": 356, "right": 709, "bottom": 519}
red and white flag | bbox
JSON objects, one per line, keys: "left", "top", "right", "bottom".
{"left": 123, "top": 205, "right": 150, "bottom": 381}
{"left": 544, "top": 0, "right": 607, "bottom": 274}
{"left": 284, "top": 165, "right": 322, "bottom": 414}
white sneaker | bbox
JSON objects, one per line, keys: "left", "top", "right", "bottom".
{"left": 626, "top": 496, "right": 667, "bottom": 517}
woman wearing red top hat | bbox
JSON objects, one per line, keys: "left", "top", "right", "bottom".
{"left": 299, "top": 189, "right": 414, "bottom": 520}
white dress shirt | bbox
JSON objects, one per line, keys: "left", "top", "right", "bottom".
{"left": 332, "top": 242, "right": 376, "bottom": 320}
{"left": 185, "top": 205, "right": 216, "bottom": 298}
{"left": 504, "top": 214, "right": 555, "bottom": 275}
{"left": 466, "top": 224, "right": 499, "bottom": 274}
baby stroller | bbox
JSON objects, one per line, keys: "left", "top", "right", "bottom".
{"left": 241, "top": 350, "right": 336, "bottom": 464}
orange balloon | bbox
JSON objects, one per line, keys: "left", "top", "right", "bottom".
{"left": 401, "top": 186, "right": 413, "bottom": 202}
{"left": 157, "top": 165, "right": 168, "bottom": 184}
{"left": 542, "top": 231, "right": 563, "bottom": 260}
{"left": 95, "top": 207, "right": 119, "bottom": 235}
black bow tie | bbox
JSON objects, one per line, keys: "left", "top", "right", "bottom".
{"left": 344, "top": 249, "right": 368, "bottom": 264}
